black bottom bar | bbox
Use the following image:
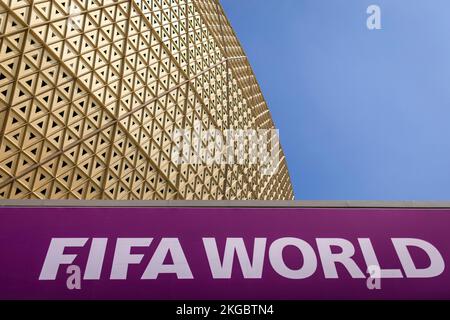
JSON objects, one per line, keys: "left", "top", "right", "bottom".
{"left": 1, "top": 300, "right": 447, "bottom": 319}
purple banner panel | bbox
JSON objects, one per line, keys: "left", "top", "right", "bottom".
{"left": 1, "top": 206, "right": 450, "bottom": 300}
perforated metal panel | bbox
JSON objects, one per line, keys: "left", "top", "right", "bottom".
{"left": 0, "top": 0, "right": 294, "bottom": 200}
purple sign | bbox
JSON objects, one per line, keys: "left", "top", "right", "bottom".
{"left": 1, "top": 206, "right": 450, "bottom": 300}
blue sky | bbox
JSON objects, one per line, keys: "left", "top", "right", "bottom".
{"left": 222, "top": 0, "right": 450, "bottom": 200}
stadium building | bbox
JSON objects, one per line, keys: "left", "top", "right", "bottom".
{"left": 0, "top": 0, "right": 293, "bottom": 200}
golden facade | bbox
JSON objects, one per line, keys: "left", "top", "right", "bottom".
{"left": 0, "top": 0, "right": 294, "bottom": 200}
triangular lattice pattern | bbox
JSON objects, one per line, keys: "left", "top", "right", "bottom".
{"left": 0, "top": 0, "right": 294, "bottom": 200}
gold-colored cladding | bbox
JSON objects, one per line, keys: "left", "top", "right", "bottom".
{"left": 0, "top": 0, "right": 294, "bottom": 200}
